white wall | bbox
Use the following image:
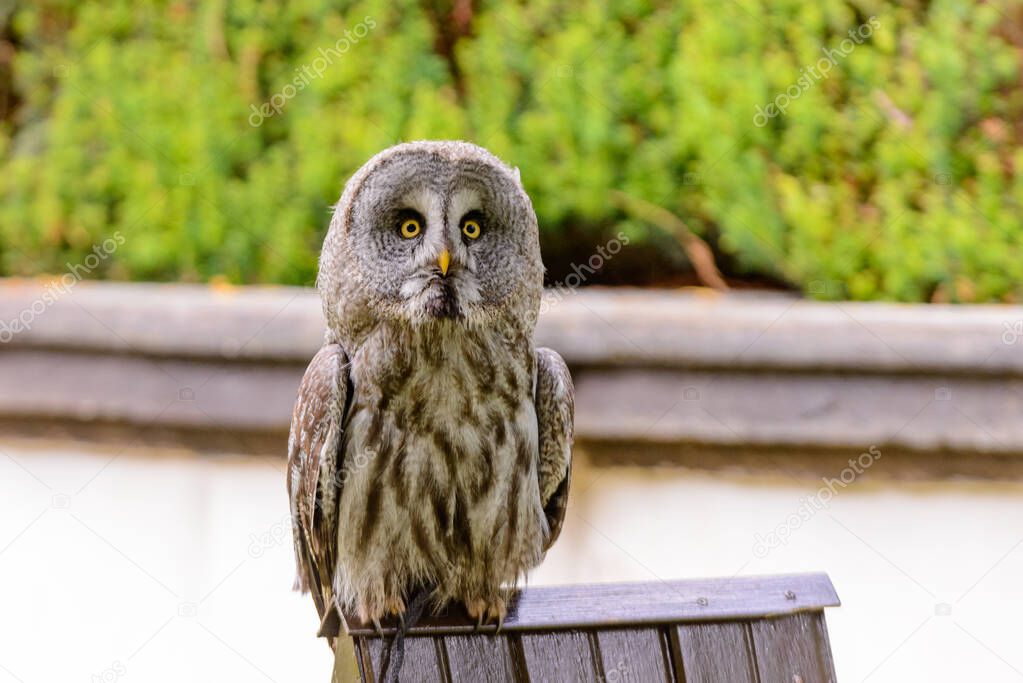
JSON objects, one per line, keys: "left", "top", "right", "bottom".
{"left": 2, "top": 439, "right": 1021, "bottom": 682}
{"left": 544, "top": 459, "right": 1023, "bottom": 682}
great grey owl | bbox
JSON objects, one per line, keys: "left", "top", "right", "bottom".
{"left": 287, "top": 140, "right": 574, "bottom": 632}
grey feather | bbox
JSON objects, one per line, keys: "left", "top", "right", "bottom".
{"left": 289, "top": 140, "right": 574, "bottom": 625}
{"left": 534, "top": 346, "right": 574, "bottom": 551}
{"left": 288, "top": 343, "right": 350, "bottom": 621}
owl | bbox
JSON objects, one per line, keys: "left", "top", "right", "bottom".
{"left": 288, "top": 141, "right": 574, "bottom": 633}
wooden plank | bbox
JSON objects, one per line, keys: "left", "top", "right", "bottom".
{"left": 331, "top": 636, "right": 362, "bottom": 683}
{"left": 340, "top": 573, "right": 840, "bottom": 637}
{"left": 595, "top": 627, "right": 672, "bottom": 682}
{"left": 674, "top": 622, "right": 758, "bottom": 683}
{"left": 358, "top": 635, "right": 445, "bottom": 682}
{"left": 442, "top": 633, "right": 517, "bottom": 682}
{"left": 519, "top": 631, "right": 598, "bottom": 682}
{"left": 356, "top": 638, "right": 380, "bottom": 682}
{"left": 750, "top": 612, "right": 837, "bottom": 683}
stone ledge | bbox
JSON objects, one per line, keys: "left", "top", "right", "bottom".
{"left": 2, "top": 280, "right": 1021, "bottom": 374}
{"left": 2, "top": 280, "right": 1021, "bottom": 470}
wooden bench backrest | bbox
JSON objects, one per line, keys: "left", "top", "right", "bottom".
{"left": 325, "top": 572, "right": 840, "bottom": 682}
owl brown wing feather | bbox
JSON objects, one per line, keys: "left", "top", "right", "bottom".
{"left": 534, "top": 347, "right": 574, "bottom": 552}
{"left": 288, "top": 344, "right": 350, "bottom": 623}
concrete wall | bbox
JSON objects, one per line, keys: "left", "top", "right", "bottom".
{"left": 2, "top": 280, "right": 1023, "bottom": 471}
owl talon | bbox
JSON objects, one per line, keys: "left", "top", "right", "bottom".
{"left": 371, "top": 617, "right": 384, "bottom": 637}
{"left": 466, "top": 596, "right": 507, "bottom": 632}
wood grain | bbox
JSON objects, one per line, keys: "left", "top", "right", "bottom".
{"left": 358, "top": 636, "right": 444, "bottom": 682}
{"left": 443, "top": 633, "right": 517, "bottom": 682}
{"left": 337, "top": 575, "right": 842, "bottom": 683}
{"left": 340, "top": 572, "right": 839, "bottom": 637}
{"left": 750, "top": 612, "right": 838, "bottom": 683}
{"left": 674, "top": 622, "right": 758, "bottom": 683}
{"left": 519, "top": 631, "right": 598, "bottom": 682}
{"left": 595, "top": 627, "right": 671, "bottom": 682}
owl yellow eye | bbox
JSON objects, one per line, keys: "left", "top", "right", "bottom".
{"left": 399, "top": 218, "right": 421, "bottom": 239}
{"left": 462, "top": 219, "right": 482, "bottom": 240}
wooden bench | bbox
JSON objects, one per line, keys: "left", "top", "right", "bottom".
{"left": 324, "top": 572, "right": 840, "bottom": 682}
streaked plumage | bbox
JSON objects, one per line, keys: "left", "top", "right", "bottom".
{"left": 288, "top": 141, "right": 574, "bottom": 629}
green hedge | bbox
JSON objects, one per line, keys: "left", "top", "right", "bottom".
{"left": 1, "top": 0, "right": 1021, "bottom": 301}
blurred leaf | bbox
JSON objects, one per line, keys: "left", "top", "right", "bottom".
{"left": 0, "top": 0, "right": 1020, "bottom": 301}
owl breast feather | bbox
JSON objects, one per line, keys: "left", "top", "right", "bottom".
{"left": 332, "top": 322, "right": 547, "bottom": 609}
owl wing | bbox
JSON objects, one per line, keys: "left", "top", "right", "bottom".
{"left": 287, "top": 344, "right": 350, "bottom": 626}
{"left": 534, "top": 347, "right": 575, "bottom": 552}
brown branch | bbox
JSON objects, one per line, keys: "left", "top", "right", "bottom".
{"left": 205, "top": 0, "right": 230, "bottom": 61}
{"left": 874, "top": 90, "right": 913, "bottom": 130}
{"left": 610, "top": 190, "right": 729, "bottom": 291}
{"left": 424, "top": 0, "right": 474, "bottom": 99}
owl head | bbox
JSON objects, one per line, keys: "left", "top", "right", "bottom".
{"left": 318, "top": 141, "right": 543, "bottom": 344}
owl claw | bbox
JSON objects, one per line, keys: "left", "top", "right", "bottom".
{"left": 358, "top": 594, "right": 406, "bottom": 637}
{"left": 465, "top": 598, "right": 486, "bottom": 630}
{"left": 465, "top": 597, "right": 507, "bottom": 632}
{"left": 487, "top": 598, "right": 508, "bottom": 633}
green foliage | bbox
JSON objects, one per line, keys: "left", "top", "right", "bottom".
{"left": 1, "top": 0, "right": 1021, "bottom": 301}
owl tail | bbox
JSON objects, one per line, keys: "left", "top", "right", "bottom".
{"left": 379, "top": 586, "right": 433, "bottom": 683}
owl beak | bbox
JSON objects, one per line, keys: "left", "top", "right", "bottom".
{"left": 437, "top": 249, "right": 451, "bottom": 277}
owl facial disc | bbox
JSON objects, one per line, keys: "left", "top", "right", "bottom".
{"left": 320, "top": 141, "right": 543, "bottom": 336}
